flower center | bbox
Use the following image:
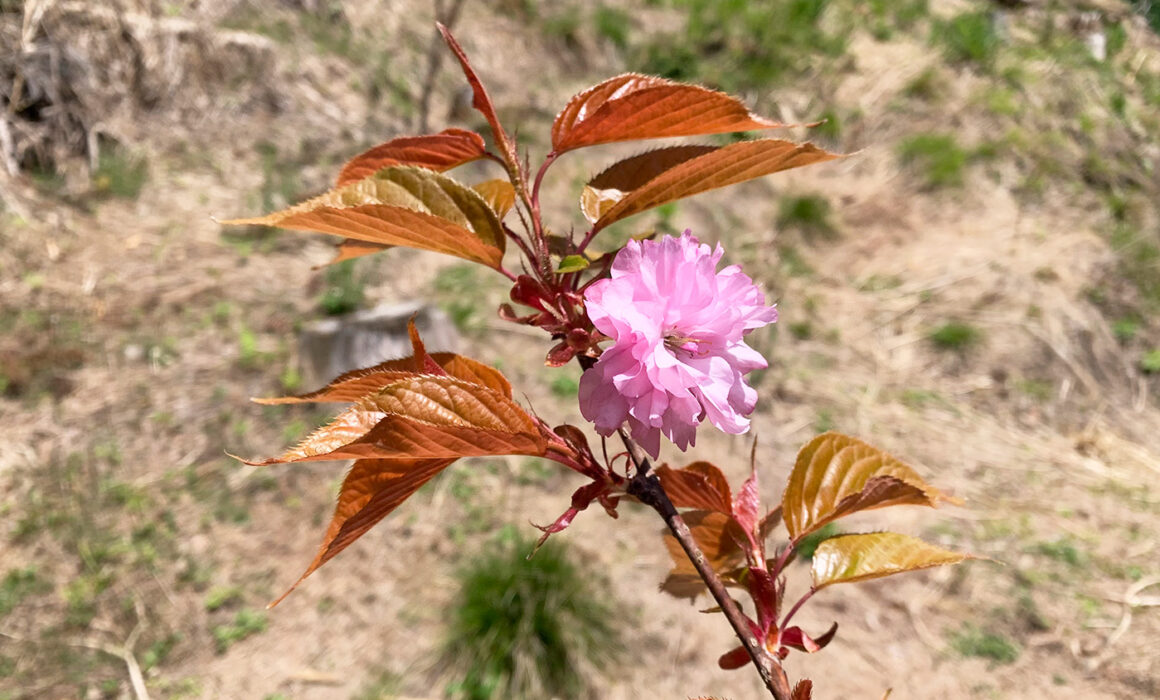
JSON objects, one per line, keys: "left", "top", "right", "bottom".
{"left": 663, "top": 330, "right": 708, "bottom": 358}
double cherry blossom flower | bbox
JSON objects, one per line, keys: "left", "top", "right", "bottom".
{"left": 578, "top": 231, "right": 778, "bottom": 458}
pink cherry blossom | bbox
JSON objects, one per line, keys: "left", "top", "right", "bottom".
{"left": 578, "top": 231, "right": 778, "bottom": 458}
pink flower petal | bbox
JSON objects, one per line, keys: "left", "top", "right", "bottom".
{"left": 578, "top": 231, "right": 777, "bottom": 458}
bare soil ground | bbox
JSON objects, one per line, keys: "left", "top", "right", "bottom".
{"left": 2, "top": 1, "right": 1159, "bottom": 699}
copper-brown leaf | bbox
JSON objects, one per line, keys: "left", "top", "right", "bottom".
{"left": 655, "top": 461, "right": 732, "bottom": 514}
{"left": 321, "top": 239, "right": 391, "bottom": 266}
{"left": 782, "top": 432, "right": 957, "bottom": 541}
{"left": 335, "top": 128, "right": 487, "bottom": 186}
{"left": 580, "top": 146, "right": 715, "bottom": 223}
{"left": 243, "top": 376, "right": 544, "bottom": 465}
{"left": 792, "top": 680, "right": 814, "bottom": 700}
{"left": 660, "top": 510, "right": 747, "bottom": 599}
{"left": 591, "top": 139, "right": 841, "bottom": 230}
{"left": 438, "top": 24, "right": 522, "bottom": 183}
{"left": 222, "top": 166, "right": 505, "bottom": 269}
{"left": 271, "top": 457, "right": 456, "bottom": 606}
{"left": 253, "top": 354, "right": 511, "bottom": 405}
{"left": 810, "top": 533, "right": 972, "bottom": 590}
{"left": 552, "top": 74, "right": 785, "bottom": 153}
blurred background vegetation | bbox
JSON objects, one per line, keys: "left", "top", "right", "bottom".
{"left": 2, "top": 1, "right": 1159, "bottom": 698}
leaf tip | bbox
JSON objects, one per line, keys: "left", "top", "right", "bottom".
{"left": 225, "top": 451, "right": 265, "bottom": 467}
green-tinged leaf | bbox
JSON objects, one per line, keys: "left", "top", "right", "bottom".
{"left": 655, "top": 461, "right": 732, "bottom": 514}
{"left": 552, "top": 74, "right": 785, "bottom": 153}
{"left": 222, "top": 166, "right": 504, "bottom": 269}
{"left": 242, "top": 376, "right": 545, "bottom": 465}
{"left": 811, "top": 533, "right": 971, "bottom": 589}
{"left": 271, "top": 457, "right": 456, "bottom": 606}
{"left": 472, "top": 179, "right": 517, "bottom": 219}
{"left": 591, "top": 140, "right": 840, "bottom": 230}
{"left": 319, "top": 179, "right": 512, "bottom": 267}
{"left": 782, "top": 432, "right": 956, "bottom": 541}
{"left": 580, "top": 146, "right": 715, "bottom": 223}
{"left": 660, "top": 510, "right": 747, "bottom": 599}
{"left": 556, "top": 255, "right": 590, "bottom": 273}
{"left": 335, "top": 129, "right": 487, "bottom": 186}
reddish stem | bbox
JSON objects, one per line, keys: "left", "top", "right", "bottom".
{"left": 575, "top": 226, "right": 599, "bottom": 256}
{"left": 617, "top": 431, "right": 792, "bottom": 700}
{"left": 771, "top": 541, "right": 797, "bottom": 579}
{"left": 532, "top": 151, "right": 557, "bottom": 215}
{"left": 779, "top": 587, "right": 817, "bottom": 635}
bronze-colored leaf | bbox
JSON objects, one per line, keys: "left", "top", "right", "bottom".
{"left": 580, "top": 146, "right": 715, "bottom": 223}
{"left": 552, "top": 74, "right": 785, "bottom": 153}
{"left": 660, "top": 510, "right": 747, "bottom": 599}
{"left": 655, "top": 461, "right": 732, "bottom": 514}
{"left": 782, "top": 432, "right": 957, "bottom": 541}
{"left": 336, "top": 129, "right": 487, "bottom": 186}
{"left": 254, "top": 354, "right": 510, "bottom": 405}
{"left": 472, "top": 179, "right": 517, "bottom": 219}
{"left": 243, "top": 376, "right": 545, "bottom": 465}
{"left": 792, "top": 680, "right": 814, "bottom": 700}
{"left": 321, "top": 239, "right": 391, "bottom": 266}
{"left": 271, "top": 457, "right": 456, "bottom": 606}
{"left": 591, "top": 139, "right": 841, "bottom": 230}
{"left": 222, "top": 166, "right": 505, "bottom": 269}
{"left": 255, "top": 320, "right": 511, "bottom": 405}
{"left": 437, "top": 24, "right": 523, "bottom": 183}
{"left": 810, "top": 533, "right": 972, "bottom": 590}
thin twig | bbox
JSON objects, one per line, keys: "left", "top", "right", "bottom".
{"left": 617, "top": 431, "right": 792, "bottom": 700}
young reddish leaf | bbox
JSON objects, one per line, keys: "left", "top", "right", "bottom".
{"left": 271, "top": 457, "right": 456, "bottom": 606}
{"left": 810, "top": 533, "right": 972, "bottom": 590}
{"left": 759, "top": 506, "right": 783, "bottom": 539}
{"left": 660, "top": 510, "right": 747, "bottom": 599}
{"left": 222, "top": 166, "right": 505, "bottom": 269}
{"left": 733, "top": 464, "right": 761, "bottom": 538}
{"left": 532, "top": 479, "right": 619, "bottom": 548}
{"left": 552, "top": 74, "right": 785, "bottom": 153}
{"left": 779, "top": 622, "right": 838, "bottom": 653}
{"left": 654, "top": 460, "right": 732, "bottom": 514}
{"left": 717, "top": 645, "right": 751, "bottom": 670}
{"left": 782, "top": 432, "right": 958, "bottom": 541}
{"left": 335, "top": 128, "right": 487, "bottom": 186}
{"left": 748, "top": 566, "right": 778, "bottom": 632}
{"left": 242, "top": 376, "right": 545, "bottom": 465}
{"left": 792, "top": 680, "right": 814, "bottom": 700}
{"left": 591, "top": 139, "right": 841, "bottom": 230}
{"left": 580, "top": 146, "right": 715, "bottom": 223}
{"left": 437, "top": 25, "right": 522, "bottom": 183}
{"left": 472, "top": 179, "right": 516, "bottom": 219}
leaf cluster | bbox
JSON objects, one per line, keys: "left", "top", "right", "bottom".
{"left": 657, "top": 432, "right": 970, "bottom": 676}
